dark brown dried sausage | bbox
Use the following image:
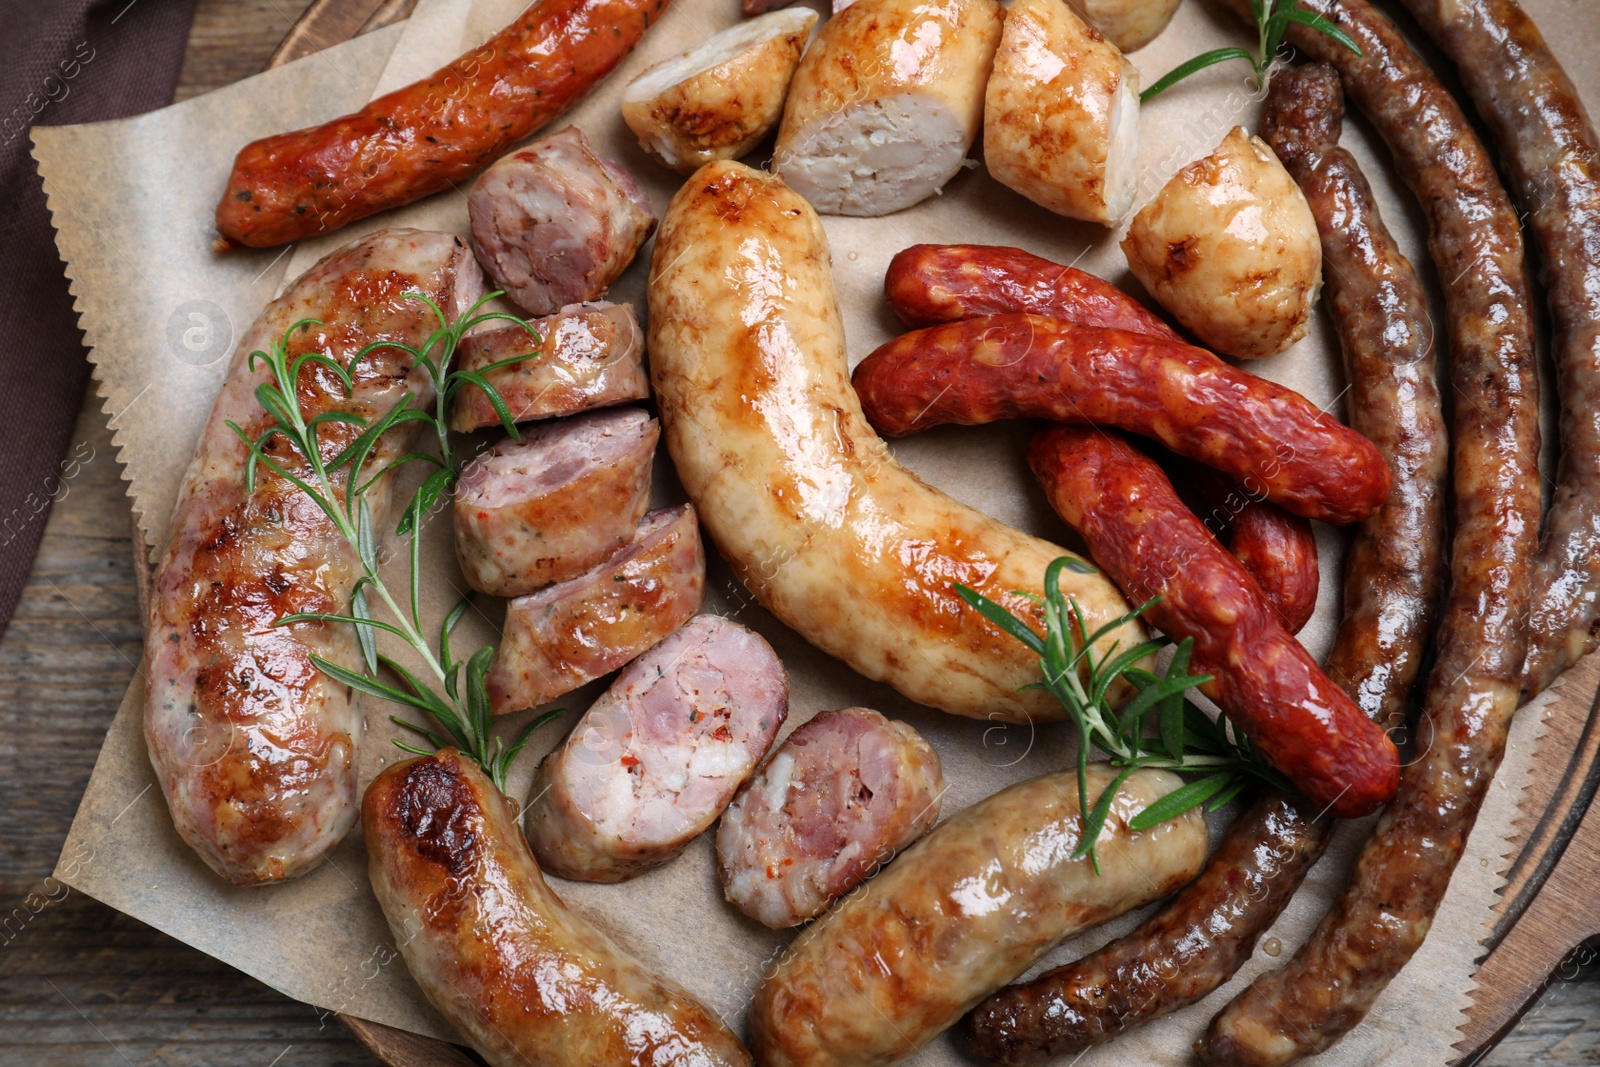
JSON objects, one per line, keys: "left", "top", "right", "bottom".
{"left": 1027, "top": 425, "right": 1399, "bottom": 819}
{"left": 1197, "top": 1, "right": 1541, "bottom": 1061}
{"left": 215, "top": 0, "right": 671, "bottom": 249}
{"left": 1386, "top": 0, "right": 1600, "bottom": 696}
{"left": 852, "top": 314, "right": 1391, "bottom": 524}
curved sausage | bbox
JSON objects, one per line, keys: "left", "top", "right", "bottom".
{"left": 448, "top": 302, "right": 647, "bottom": 434}
{"left": 883, "top": 243, "right": 1178, "bottom": 337}
{"left": 364, "top": 749, "right": 752, "bottom": 1067}
{"left": 525, "top": 614, "right": 788, "bottom": 882}
{"left": 215, "top": 0, "right": 671, "bottom": 249}
{"left": 716, "top": 707, "right": 943, "bottom": 928}
{"left": 1028, "top": 425, "right": 1398, "bottom": 818}
{"left": 646, "top": 161, "right": 1141, "bottom": 725}
{"left": 486, "top": 504, "right": 705, "bottom": 715}
{"left": 1385, "top": 0, "right": 1600, "bottom": 696}
{"left": 1190, "top": 469, "right": 1319, "bottom": 635}
{"left": 851, "top": 314, "right": 1391, "bottom": 525}
{"left": 454, "top": 408, "right": 658, "bottom": 597}
{"left": 144, "top": 229, "right": 481, "bottom": 886}
{"left": 748, "top": 764, "right": 1209, "bottom": 1067}
{"left": 1198, "top": 1, "right": 1541, "bottom": 1061}
{"left": 468, "top": 127, "right": 657, "bottom": 317}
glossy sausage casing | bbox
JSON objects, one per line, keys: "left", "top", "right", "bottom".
{"left": 1029, "top": 426, "right": 1399, "bottom": 818}
{"left": 647, "top": 160, "right": 1140, "bottom": 724}
{"left": 145, "top": 229, "right": 480, "bottom": 885}
{"left": 749, "top": 765, "right": 1208, "bottom": 1067}
{"left": 853, "top": 313, "right": 1390, "bottom": 524}
{"left": 363, "top": 749, "right": 752, "bottom": 1067}
{"left": 215, "top": 0, "right": 671, "bottom": 248}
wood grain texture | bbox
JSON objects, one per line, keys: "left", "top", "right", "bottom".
{"left": 1, "top": 0, "right": 1596, "bottom": 1064}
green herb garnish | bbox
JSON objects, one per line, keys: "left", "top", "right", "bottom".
{"left": 957, "top": 557, "right": 1291, "bottom": 871}
{"left": 1140, "top": 0, "right": 1361, "bottom": 102}
{"left": 226, "top": 291, "right": 559, "bottom": 793}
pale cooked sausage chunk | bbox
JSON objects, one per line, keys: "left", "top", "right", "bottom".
{"left": 454, "top": 408, "right": 658, "bottom": 597}
{"left": 487, "top": 504, "right": 705, "bottom": 715}
{"left": 469, "top": 126, "right": 656, "bottom": 316}
{"left": 526, "top": 615, "right": 788, "bottom": 882}
{"left": 717, "top": 707, "right": 943, "bottom": 928}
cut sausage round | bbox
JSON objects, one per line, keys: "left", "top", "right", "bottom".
{"left": 717, "top": 707, "right": 943, "bottom": 929}
{"left": 454, "top": 408, "right": 659, "bottom": 597}
{"left": 525, "top": 615, "right": 789, "bottom": 882}
{"left": 469, "top": 126, "right": 657, "bottom": 316}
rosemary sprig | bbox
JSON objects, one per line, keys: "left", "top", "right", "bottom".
{"left": 957, "top": 557, "right": 1291, "bottom": 871}
{"left": 224, "top": 291, "right": 559, "bottom": 793}
{"left": 1140, "top": 0, "right": 1361, "bottom": 102}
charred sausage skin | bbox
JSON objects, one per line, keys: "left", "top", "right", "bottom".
{"left": 852, "top": 314, "right": 1390, "bottom": 525}
{"left": 215, "top": 0, "right": 671, "bottom": 248}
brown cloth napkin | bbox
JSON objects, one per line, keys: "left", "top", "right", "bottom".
{"left": 0, "top": 0, "right": 199, "bottom": 639}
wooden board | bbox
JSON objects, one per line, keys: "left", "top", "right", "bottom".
{"left": 147, "top": 1, "right": 1600, "bottom": 1063}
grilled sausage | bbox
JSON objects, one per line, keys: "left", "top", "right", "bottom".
{"left": 1028, "top": 425, "right": 1398, "bottom": 817}
{"left": 214, "top": 0, "right": 671, "bottom": 249}
{"left": 144, "top": 230, "right": 480, "bottom": 886}
{"left": 773, "top": 0, "right": 1004, "bottom": 216}
{"left": 469, "top": 127, "right": 657, "bottom": 317}
{"left": 851, "top": 314, "right": 1390, "bottom": 525}
{"left": 525, "top": 615, "right": 788, "bottom": 882}
{"left": 647, "top": 161, "right": 1141, "bottom": 726}
{"left": 717, "top": 707, "right": 943, "bottom": 928}
{"left": 453, "top": 408, "right": 658, "bottom": 597}
{"left": 1197, "top": 1, "right": 1540, "bottom": 1062}
{"left": 1187, "top": 465, "right": 1319, "bottom": 635}
{"left": 448, "top": 302, "right": 647, "bottom": 434}
{"left": 1074, "top": 0, "right": 1181, "bottom": 51}
{"left": 883, "top": 242, "right": 1178, "bottom": 337}
{"left": 487, "top": 504, "right": 705, "bottom": 715}
{"left": 748, "top": 764, "right": 1209, "bottom": 1067}
{"left": 1384, "top": 0, "right": 1600, "bottom": 696}
{"left": 1262, "top": 62, "right": 1448, "bottom": 731}
{"left": 364, "top": 749, "right": 752, "bottom": 1067}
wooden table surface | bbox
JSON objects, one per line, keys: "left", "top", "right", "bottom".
{"left": 4, "top": 2, "right": 1599, "bottom": 1065}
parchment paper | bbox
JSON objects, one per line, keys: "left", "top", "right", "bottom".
{"left": 31, "top": 0, "right": 1595, "bottom": 1060}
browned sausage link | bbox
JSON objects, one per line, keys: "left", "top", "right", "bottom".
{"left": 1263, "top": 62, "right": 1449, "bottom": 730}
{"left": 1197, "top": 1, "right": 1541, "bottom": 1063}
{"left": 1026, "top": 425, "right": 1399, "bottom": 819}
{"left": 884, "top": 243, "right": 1180, "bottom": 339}
{"left": 1185, "top": 464, "right": 1320, "bottom": 635}
{"left": 214, "top": 0, "right": 671, "bottom": 249}
{"left": 1387, "top": 0, "right": 1600, "bottom": 695}
{"left": 851, "top": 315, "right": 1391, "bottom": 525}
{"left": 960, "top": 788, "right": 1328, "bottom": 1067}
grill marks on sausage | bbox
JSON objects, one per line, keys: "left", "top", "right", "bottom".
{"left": 396, "top": 758, "right": 482, "bottom": 876}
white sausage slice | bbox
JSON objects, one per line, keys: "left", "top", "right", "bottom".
{"left": 773, "top": 0, "right": 1003, "bottom": 216}
{"left": 984, "top": 0, "right": 1141, "bottom": 225}
{"left": 469, "top": 126, "right": 657, "bottom": 316}
{"left": 525, "top": 615, "right": 789, "bottom": 882}
{"left": 453, "top": 408, "right": 658, "bottom": 597}
{"left": 622, "top": 9, "right": 818, "bottom": 174}
{"left": 717, "top": 707, "right": 943, "bottom": 928}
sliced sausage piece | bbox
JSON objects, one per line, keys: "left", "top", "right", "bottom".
{"left": 449, "top": 302, "right": 647, "bottom": 433}
{"left": 487, "top": 504, "right": 705, "bottom": 715}
{"left": 773, "top": 0, "right": 1003, "bottom": 216}
{"left": 525, "top": 615, "right": 788, "bottom": 882}
{"left": 1029, "top": 425, "right": 1399, "bottom": 818}
{"left": 145, "top": 229, "right": 482, "bottom": 886}
{"left": 215, "top": 0, "right": 673, "bottom": 249}
{"left": 469, "top": 126, "right": 657, "bottom": 317}
{"left": 884, "top": 243, "right": 1179, "bottom": 337}
{"left": 748, "top": 765, "right": 1208, "bottom": 1067}
{"left": 622, "top": 9, "right": 818, "bottom": 174}
{"left": 717, "top": 707, "right": 944, "bottom": 928}
{"left": 984, "top": 0, "right": 1140, "bottom": 225}
{"left": 1197, "top": 1, "right": 1540, "bottom": 1061}
{"left": 1075, "top": 0, "right": 1181, "bottom": 51}
{"left": 454, "top": 408, "right": 658, "bottom": 597}
{"left": 364, "top": 749, "right": 753, "bottom": 1067}
{"left": 852, "top": 314, "right": 1390, "bottom": 525}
